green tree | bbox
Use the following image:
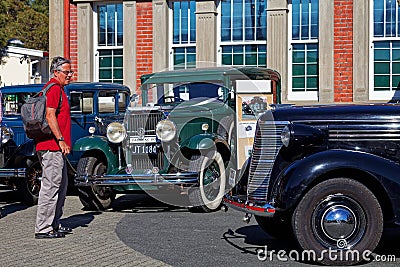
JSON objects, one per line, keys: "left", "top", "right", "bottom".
{"left": 0, "top": 0, "right": 48, "bottom": 51}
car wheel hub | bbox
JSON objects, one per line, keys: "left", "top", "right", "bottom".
{"left": 312, "top": 194, "right": 366, "bottom": 248}
{"left": 321, "top": 205, "right": 356, "bottom": 240}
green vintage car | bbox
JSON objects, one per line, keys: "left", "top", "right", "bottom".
{"left": 74, "top": 67, "right": 281, "bottom": 211}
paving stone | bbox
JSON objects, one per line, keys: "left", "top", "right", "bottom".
{"left": 0, "top": 196, "right": 171, "bottom": 267}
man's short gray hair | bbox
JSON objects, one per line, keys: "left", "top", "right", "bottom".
{"left": 50, "top": 56, "right": 71, "bottom": 78}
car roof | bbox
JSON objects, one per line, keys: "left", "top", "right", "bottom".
{"left": 140, "top": 67, "right": 281, "bottom": 85}
{"left": 1, "top": 82, "right": 131, "bottom": 94}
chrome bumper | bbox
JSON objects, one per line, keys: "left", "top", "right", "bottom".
{"left": 223, "top": 194, "right": 276, "bottom": 218}
{"left": 0, "top": 168, "right": 26, "bottom": 179}
{"left": 75, "top": 172, "right": 198, "bottom": 186}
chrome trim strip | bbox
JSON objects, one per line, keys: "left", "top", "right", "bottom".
{"left": 295, "top": 119, "right": 400, "bottom": 123}
{"left": 0, "top": 168, "right": 26, "bottom": 178}
{"left": 75, "top": 172, "right": 198, "bottom": 186}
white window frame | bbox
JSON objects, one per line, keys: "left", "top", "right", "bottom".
{"left": 168, "top": 0, "right": 196, "bottom": 70}
{"left": 288, "top": 0, "right": 319, "bottom": 101}
{"left": 217, "top": 0, "right": 267, "bottom": 67}
{"left": 93, "top": 2, "right": 124, "bottom": 82}
{"left": 369, "top": 0, "right": 400, "bottom": 100}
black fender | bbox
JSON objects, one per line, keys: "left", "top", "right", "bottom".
{"left": 273, "top": 149, "right": 400, "bottom": 221}
{"left": 5, "top": 139, "right": 37, "bottom": 168}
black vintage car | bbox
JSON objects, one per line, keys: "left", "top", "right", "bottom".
{"left": 224, "top": 103, "right": 400, "bottom": 265}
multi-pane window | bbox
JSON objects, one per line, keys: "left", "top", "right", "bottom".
{"left": 292, "top": 43, "right": 318, "bottom": 92}
{"left": 289, "top": 0, "right": 319, "bottom": 100}
{"left": 96, "top": 3, "right": 123, "bottom": 84}
{"left": 220, "top": 0, "right": 267, "bottom": 67}
{"left": 171, "top": 0, "right": 196, "bottom": 69}
{"left": 372, "top": 0, "right": 400, "bottom": 98}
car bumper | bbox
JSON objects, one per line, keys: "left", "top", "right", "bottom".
{"left": 75, "top": 172, "right": 199, "bottom": 186}
{"left": 223, "top": 194, "right": 276, "bottom": 218}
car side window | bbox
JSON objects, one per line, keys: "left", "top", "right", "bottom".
{"left": 118, "top": 92, "right": 127, "bottom": 113}
{"left": 2, "top": 93, "right": 35, "bottom": 114}
{"left": 70, "top": 92, "right": 94, "bottom": 114}
{"left": 99, "top": 91, "right": 116, "bottom": 113}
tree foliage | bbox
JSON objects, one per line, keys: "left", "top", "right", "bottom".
{"left": 0, "top": 0, "right": 49, "bottom": 51}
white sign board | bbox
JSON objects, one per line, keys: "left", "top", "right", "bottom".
{"left": 236, "top": 80, "right": 272, "bottom": 94}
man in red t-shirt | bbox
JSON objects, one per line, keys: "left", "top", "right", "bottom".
{"left": 35, "top": 57, "right": 73, "bottom": 239}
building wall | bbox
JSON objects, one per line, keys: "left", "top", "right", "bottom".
{"left": 136, "top": 2, "right": 153, "bottom": 91}
{"left": 59, "top": 0, "right": 386, "bottom": 104}
{"left": 334, "top": 0, "right": 353, "bottom": 102}
{"left": 70, "top": 4, "right": 79, "bottom": 78}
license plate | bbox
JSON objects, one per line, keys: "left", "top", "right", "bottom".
{"left": 131, "top": 143, "right": 158, "bottom": 155}
{"left": 130, "top": 136, "right": 157, "bottom": 143}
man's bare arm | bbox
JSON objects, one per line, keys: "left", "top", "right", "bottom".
{"left": 46, "top": 107, "right": 70, "bottom": 155}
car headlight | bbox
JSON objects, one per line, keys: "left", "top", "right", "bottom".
{"left": 156, "top": 119, "right": 176, "bottom": 142}
{"left": 106, "top": 122, "right": 126, "bottom": 143}
{"left": 1, "top": 126, "right": 14, "bottom": 144}
{"left": 281, "top": 125, "right": 291, "bottom": 147}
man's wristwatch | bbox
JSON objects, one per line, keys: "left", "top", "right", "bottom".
{"left": 57, "top": 136, "right": 65, "bottom": 142}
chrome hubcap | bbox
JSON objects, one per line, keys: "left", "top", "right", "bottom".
{"left": 321, "top": 205, "right": 356, "bottom": 240}
{"left": 312, "top": 194, "right": 366, "bottom": 248}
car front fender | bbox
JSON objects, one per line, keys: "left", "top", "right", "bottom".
{"left": 273, "top": 149, "right": 400, "bottom": 215}
{"left": 181, "top": 133, "right": 220, "bottom": 150}
{"left": 73, "top": 136, "right": 119, "bottom": 172}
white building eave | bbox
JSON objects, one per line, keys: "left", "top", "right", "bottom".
{"left": 6, "top": 46, "right": 45, "bottom": 58}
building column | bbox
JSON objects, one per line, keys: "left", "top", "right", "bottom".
{"left": 267, "top": 0, "right": 289, "bottom": 103}
{"left": 318, "top": 0, "right": 334, "bottom": 103}
{"left": 49, "top": 0, "right": 64, "bottom": 60}
{"left": 353, "top": 0, "right": 369, "bottom": 102}
{"left": 196, "top": 1, "right": 218, "bottom": 67}
{"left": 153, "top": 0, "right": 169, "bottom": 72}
{"left": 124, "top": 1, "right": 137, "bottom": 94}
{"left": 77, "top": 2, "right": 94, "bottom": 82}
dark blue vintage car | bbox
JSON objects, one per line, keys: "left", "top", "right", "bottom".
{"left": 224, "top": 103, "right": 400, "bottom": 265}
{"left": 0, "top": 82, "right": 131, "bottom": 205}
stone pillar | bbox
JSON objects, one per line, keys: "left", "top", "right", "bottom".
{"left": 49, "top": 0, "right": 64, "bottom": 60}
{"left": 196, "top": 1, "right": 218, "bottom": 67}
{"left": 77, "top": 3, "right": 94, "bottom": 82}
{"left": 353, "top": 0, "right": 369, "bottom": 102}
{"left": 153, "top": 0, "right": 169, "bottom": 72}
{"left": 318, "top": 0, "right": 334, "bottom": 103}
{"left": 267, "top": 0, "right": 289, "bottom": 103}
{"left": 124, "top": 1, "right": 137, "bottom": 94}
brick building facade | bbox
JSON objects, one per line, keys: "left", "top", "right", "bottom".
{"left": 49, "top": 0, "right": 400, "bottom": 104}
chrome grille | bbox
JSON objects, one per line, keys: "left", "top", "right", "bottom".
{"left": 125, "top": 111, "right": 165, "bottom": 170}
{"left": 126, "top": 112, "right": 164, "bottom": 136}
{"left": 328, "top": 124, "right": 400, "bottom": 141}
{"left": 247, "top": 121, "right": 287, "bottom": 201}
{"left": 129, "top": 154, "right": 164, "bottom": 170}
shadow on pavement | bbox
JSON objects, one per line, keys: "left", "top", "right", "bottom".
{"left": 109, "top": 193, "right": 188, "bottom": 213}
{"left": 374, "top": 227, "right": 400, "bottom": 258}
{"left": 222, "top": 225, "right": 298, "bottom": 257}
{"left": 61, "top": 211, "right": 102, "bottom": 230}
{"left": 223, "top": 224, "right": 400, "bottom": 265}
{"left": 0, "top": 188, "right": 29, "bottom": 218}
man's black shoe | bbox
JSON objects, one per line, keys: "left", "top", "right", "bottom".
{"left": 55, "top": 225, "right": 72, "bottom": 234}
{"left": 35, "top": 231, "right": 65, "bottom": 239}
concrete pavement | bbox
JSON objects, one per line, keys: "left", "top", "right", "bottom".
{"left": 0, "top": 194, "right": 171, "bottom": 267}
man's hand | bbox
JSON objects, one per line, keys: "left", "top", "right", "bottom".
{"left": 58, "top": 141, "right": 70, "bottom": 155}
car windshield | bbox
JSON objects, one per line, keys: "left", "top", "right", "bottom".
{"left": 2, "top": 92, "right": 35, "bottom": 115}
{"left": 138, "top": 82, "right": 228, "bottom": 106}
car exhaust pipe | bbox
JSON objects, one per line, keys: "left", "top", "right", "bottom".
{"left": 220, "top": 204, "right": 228, "bottom": 212}
{"left": 243, "top": 213, "right": 252, "bottom": 223}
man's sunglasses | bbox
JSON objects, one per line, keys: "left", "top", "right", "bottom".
{"left": 58, "top": 70, "right": 74, "bottom": 76}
